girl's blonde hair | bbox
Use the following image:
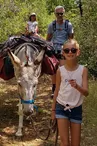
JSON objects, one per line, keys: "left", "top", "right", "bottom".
{"left": 63, "top": 39, "right": 79, "bottom": 50}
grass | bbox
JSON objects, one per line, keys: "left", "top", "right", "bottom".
{"left": 81, "top": 80, "right": 97, "bottom": 146}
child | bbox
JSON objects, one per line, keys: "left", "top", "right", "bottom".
{"left": 25, "top": 13, "right": 39, "bottom": 37}
{"left": 51, "top": 39, "right": 88, "bottom": 146}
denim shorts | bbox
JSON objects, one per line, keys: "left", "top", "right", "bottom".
{"left": 55, "top": 102, "right": 82, "bottom": 124}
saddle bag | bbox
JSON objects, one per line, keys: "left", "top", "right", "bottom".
{"left": 0, "top": 57, "right": 14, "bottom": 80}
{"left": 42, "top": 54, "right": 59, "bottom": 75}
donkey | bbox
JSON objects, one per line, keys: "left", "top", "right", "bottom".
{"left": 8, "top": 42, "right": 45, "bottom": 136}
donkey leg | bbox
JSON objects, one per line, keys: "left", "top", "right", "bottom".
{"left": 16, "top": 100, "right": 23, "bottom": 137}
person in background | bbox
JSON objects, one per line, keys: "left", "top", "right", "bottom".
{"left": 25, "top": 13, "right": 39, "bottom": 37}
{"left": 51, "top": 39, "right": 88, "bottom": 146}
{"left": 46, "top": 5, "right": 74, "bottom": 98}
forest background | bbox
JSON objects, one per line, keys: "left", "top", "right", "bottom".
{"left": 0, "top": 0, "right": 97, "bottom": 77}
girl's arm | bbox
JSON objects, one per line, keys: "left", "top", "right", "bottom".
{"left": 35, "top": 25, "right": 38, "bottom": 33}
{"left": 25, "top": 24, "right": 29, "bottom": 35}
{"left": 52, "top": 69, "right": 61, "bottom": 111}
{"left": 69, "top": 67, "right": 89, "bottom": 96}
{"left": 76, "top": 67, "right": 88, "bottom": 96}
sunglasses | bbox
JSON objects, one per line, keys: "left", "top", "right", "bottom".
{"left": 63, "top": 48, "right": 77, "bottom": 54}
{"left": 56, "top": 13, "right": 64, "bottom": 16}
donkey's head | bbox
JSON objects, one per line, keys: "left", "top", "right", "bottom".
{"left": 8, "top": 48, "right": 45, "bottom": 113}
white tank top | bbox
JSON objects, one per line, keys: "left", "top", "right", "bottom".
{"left": 57, "top": 65, "right": 84, "bottom": 108}
{"left": 27, "top": 21, "right": 38, "bottom": 33}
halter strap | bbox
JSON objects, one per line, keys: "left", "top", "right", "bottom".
{"left": 21, "top": 99, "right": 38, "bottom": 111}
{"left": 21, "top": 99, "right": 34, "bottom": 104}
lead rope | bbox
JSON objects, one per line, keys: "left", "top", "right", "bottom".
{"left": 49, "top": 119, "right": 58, "bottom": 146}
{"left": 28, "top": 115, "right": 50, "bottom": 141}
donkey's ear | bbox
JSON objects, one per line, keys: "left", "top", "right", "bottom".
{"left": 34, "top": 50, "right": 45, "bottom": 65}
{"left": 8, "top": 49, "right": 21, "bottom": 67}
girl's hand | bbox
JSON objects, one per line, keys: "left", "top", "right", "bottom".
{"left": 69, "top": 79, "right": 77, "bottom": 88}
{"left": 51, "top": 110, "right": 56, "bottom": 120}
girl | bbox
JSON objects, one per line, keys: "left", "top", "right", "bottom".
{"left": 51, "top": 39, "right": 88, "bottom": 146}
{"left": 25, "top": 13, "right": 39, "bottom": 37}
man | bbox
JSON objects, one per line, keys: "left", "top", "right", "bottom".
{"left": 46, "top": 5, "right": 74, "bottom": 98}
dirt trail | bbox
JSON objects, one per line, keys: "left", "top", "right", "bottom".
{"left": 0, "top": 76, "right": 58, "bottom": 146}
{"left": 0, "top": 77, "right": 97, "bottom": 146}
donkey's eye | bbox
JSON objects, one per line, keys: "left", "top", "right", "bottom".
{"left": 33, "top": 84, "right": 36, "bottom": 88}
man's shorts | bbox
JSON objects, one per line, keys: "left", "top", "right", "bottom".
{"left": 55, "top": 102, "right": 82, "bottom": 124}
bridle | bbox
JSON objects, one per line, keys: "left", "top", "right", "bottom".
{"left": 18, "top": 92, "right": 38, "bottom": 111}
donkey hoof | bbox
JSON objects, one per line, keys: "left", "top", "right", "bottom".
{"left": 15, "top": 131, "right": 23, "bottom": 137}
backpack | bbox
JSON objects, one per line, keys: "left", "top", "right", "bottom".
{"left": 52, "top": 20, "right": 69, "bottom": 32}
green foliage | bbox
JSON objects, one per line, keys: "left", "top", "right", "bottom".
{"left": 0, "top": 0, "right": 51, "bottom": 41}
{"left": 72, "top": 0, "right": 97, "bottom": 76}
{"left": 0, "top": 0, "right": 29, "bottom": 41}
{"left": 83, "top": 81, "right": 97, "bottom": 125}
{"left": 46, "top": 0, "right": 76, "bottom": 14}
{"left": 0, "top": 0, "right": 97, "bottom": 77}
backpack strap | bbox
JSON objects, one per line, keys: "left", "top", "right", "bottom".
{"left": 64, "top": 20, "right": 69, "bottom": 31}
{"left": 52, "top": 19, "right": 69, "bottom": 32}
{"left": 52, "top": 20, "right": 56, "bottom": 31}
